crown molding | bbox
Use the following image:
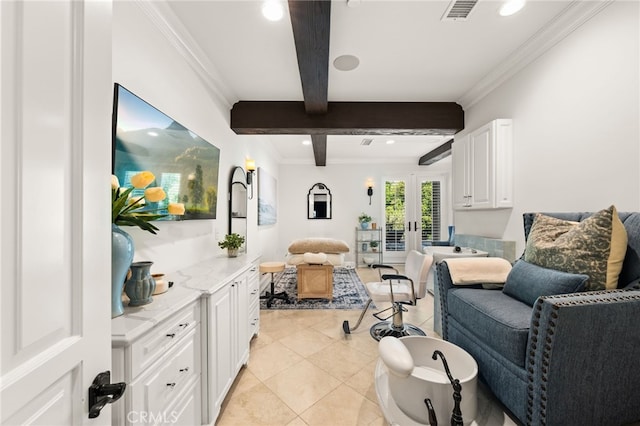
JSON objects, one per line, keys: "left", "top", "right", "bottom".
{"left": 134, "top": 0, "right": 237, "bottom": 109}
{"left": 458, "top": 0, "right": 614, "bottom": 109}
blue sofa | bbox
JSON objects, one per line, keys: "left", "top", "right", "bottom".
{"left": 436, "top": 211, "right": 640, "bottom": 425}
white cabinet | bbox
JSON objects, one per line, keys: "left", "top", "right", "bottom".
{"left": 111, "top": 293, "right": 202, "bottom": 426}
{"left": 112, "top": 255, "right": 261, "bottom": 426}
{"left": 453, "top": 119, "right": 513, "bottom": 210}
{"left": 205, "top": 260, "right": 260, "bottom": 423}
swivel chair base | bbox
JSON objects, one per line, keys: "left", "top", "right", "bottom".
{"left": 260, "top": 288, "right": 289, "bottom": 308}
{"left": 259, "top": 268, "right": 290, "bottom": 308}
{"left": 369, "top": 321, "right": 426, "bottom": 341}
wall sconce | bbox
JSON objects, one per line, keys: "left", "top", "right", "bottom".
{"left": 245, "top": 158, "right": 256, "bottom": 199}
{"left": 366, "top": 179, "right": 374, "bottom": 205}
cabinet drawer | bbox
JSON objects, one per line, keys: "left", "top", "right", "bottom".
{"left": 129, "top": 326, "right": 200, "bottom": 424}
{"left": 164, "top": 376, "right": 201, "bottom": 426}
{"left": 131, "top": 302, "right": 200, "bottom": 378}
{"left": 248, "top": 304, "right": 259, "bottom": 337}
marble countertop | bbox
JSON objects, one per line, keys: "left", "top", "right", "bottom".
{"left": 111, "top": 253, "right": 261, "bottom": 345}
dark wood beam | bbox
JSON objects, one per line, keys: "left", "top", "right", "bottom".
{"left": 231, "top": 101, "right": 464, "bottom": 135}
{"left": 311, "top": 134, "right": 327, "bottom": 166}
{"left": 419, "top": 139, "right": 453, "bottom": 166}
{"left": 288, "top": 1, "right": 331, "bottom": 115}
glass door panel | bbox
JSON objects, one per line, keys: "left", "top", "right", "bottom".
{"left": 384, "top": 179, "right": 408, "bottom": 262}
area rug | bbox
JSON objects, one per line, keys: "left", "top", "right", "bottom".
{"left": 259, "top": 267, "right": 376, "bottom": 310}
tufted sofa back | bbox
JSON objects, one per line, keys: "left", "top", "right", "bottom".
{"left": 522, "top": 211, "right": 640, "bottom": 289}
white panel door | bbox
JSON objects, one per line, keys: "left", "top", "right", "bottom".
{"left": 1, "top": 1, "right": 113, "bottom": 424}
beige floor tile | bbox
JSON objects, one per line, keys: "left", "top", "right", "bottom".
{"left": 307, "top": 341, "right": 376, "bottom": 382}
{"left": 258, "top": 312, "right": 306, "bottom": 341}
{"left": 279, "top": 328, "right": 336, "bottom": 358}
{"left": 286, "top": 417, "right": 309, "bottom": 426}
{"left": 247, "top": 340, "right": 304, "bottom": 381}
{"left": 299, "top": 384, "right": 382, "bottom": 426}
{"left": 264, "top": 359, "right": 342, "bottom": 414}
{"left": 285, "top": 309, "right": 341, "bottom": 328}
{"left": 344, "top": 358, "right": 379, "bottom": 404}
{"left": 216, "top": 382, "right": 297, "bottom": 426}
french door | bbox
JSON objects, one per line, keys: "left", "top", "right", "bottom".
{"left": 382, "top": 174, "right": 449, "bottom": 263}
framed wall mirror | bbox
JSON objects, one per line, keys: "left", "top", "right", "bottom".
{"left": 228, "top": 166, "right": 247, "bottom": 251}
{"left": 307, "top": 183, "right": 332, "bottom": 219}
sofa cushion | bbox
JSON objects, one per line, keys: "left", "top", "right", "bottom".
{"left": 524, "top": 205, "right": 627, "bottom": 291}
{"left": 448, "top": 288, "right": 532, "bottom": 367}
{"left": 503, "top": 260, "right": 588, "bottom": 306}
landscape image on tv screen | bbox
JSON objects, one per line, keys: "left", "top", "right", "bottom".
{"left": 112, "top": 83, "right": 220, "bottom": 220}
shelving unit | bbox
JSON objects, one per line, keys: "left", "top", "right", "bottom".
{"left": 355, "top": 227, "right": 383, "bottom": 267}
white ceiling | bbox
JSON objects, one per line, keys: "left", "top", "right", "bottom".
{"left": 159, "top": 0, "right": 579, "bottom": 164}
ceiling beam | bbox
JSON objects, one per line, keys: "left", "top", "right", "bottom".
{"left": 231, "top": 101, "right": 464, "bottom": 135}
{"left": 288, "top": 0, "right": 331, "bottom": 115}
{"left": 311, "top": 135, "right": 327, "bottom": 166}
{"left": 419, "top": 139, "right": 453, "bottom": 166}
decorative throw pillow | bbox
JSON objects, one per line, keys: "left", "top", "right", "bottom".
{"left": 503, "top": 260, "right": 589, "bottom": 306}
{"left": 288, "top": 238, "right": 350, "bottom": 254}
{"left": 524, "top": 205, "right": 627, "bottom": 291}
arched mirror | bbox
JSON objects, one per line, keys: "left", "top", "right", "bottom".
{"left": 228, "top": 166, "right": 247, "bottom": 252}
{"left": 307, "top": 183, "right": 332, "bottom": 219}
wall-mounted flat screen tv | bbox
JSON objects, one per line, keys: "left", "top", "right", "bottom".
{"left": 112, "top": 83, "right": 220, "bottom": 220}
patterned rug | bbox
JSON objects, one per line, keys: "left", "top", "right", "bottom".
{"left": 259, "top": 267, "right": 375, "bottom": 310}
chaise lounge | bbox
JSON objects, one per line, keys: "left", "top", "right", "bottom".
{"left": 436, "top": 209, "right": 640, "bottom": 425}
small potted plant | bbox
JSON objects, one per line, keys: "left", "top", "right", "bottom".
{"left": 370, "top": 240, "right": 379, "bottom": 252}
{"left": 218, "top": 233, "right": 245, "bottom": 257}
{"left": 358, "top": 212, "right": 372, "bottom": 229}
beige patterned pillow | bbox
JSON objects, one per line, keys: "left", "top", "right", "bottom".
{"left": 524, "top": 206, "right": 627, "bottom": 291}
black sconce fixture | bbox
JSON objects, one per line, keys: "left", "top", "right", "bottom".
{"left": 366, "top": 179, "right": 374, "bottom": 205}
{"left": 245, "top": 158, "right": 256, "bottom": 199}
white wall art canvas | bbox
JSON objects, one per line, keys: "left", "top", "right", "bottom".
{"left": 258, "top": 167, "right": 277, "bottom": 226}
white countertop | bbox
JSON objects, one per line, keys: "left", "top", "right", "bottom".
{"left": 111, "top": 253, "right": 261, "bottom": 345}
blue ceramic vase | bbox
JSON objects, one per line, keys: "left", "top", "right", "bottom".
{"left": 112, "top": 224, "right": 134, "bottom": 318}
{"left": 124, "top": 261, "right": 156, "bottom": 306}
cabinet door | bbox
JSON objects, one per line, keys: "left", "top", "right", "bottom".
{"left": 234, "top": 272, "right": 249, "bottom": 372}
{"left": 208, "top": 284, "right": 234, "bottom": 411}
{"left": 452, "top": 137, "right": 470, "bottom": 209}
{"left": 494, "top": 119, "right": 514, "bottom": 208}
{"left": 469, "top": 124, "right": 494, "bottom": 209}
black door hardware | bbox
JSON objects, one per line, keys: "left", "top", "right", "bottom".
{"left": 88, "top": 371, "right": 126, "bottom": 419}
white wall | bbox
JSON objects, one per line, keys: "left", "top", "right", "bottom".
{"left": 277, "top": 160, "right": 452, "bottom": 263}
{"left": 454, "top": 1, "right": 639, "bottom": 256}
{"left": 113, "top": 2, "right": 281, "bottom": 273}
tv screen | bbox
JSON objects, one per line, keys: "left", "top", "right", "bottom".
{"left": 112, "top": 83, "right": 220, "bottom": 220}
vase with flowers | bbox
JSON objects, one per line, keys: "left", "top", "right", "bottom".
{"left": 111, "top": 171, "right": 184, "bottom": 317}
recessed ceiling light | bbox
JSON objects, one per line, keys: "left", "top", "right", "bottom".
{"left": 302, "top": 140, "right": 311, "bottom": 145}
{"left": 262, "top": 0, "right": 284, "bottom": 21}
{"left": 333, "top": 55, "right": 360, "bottom": 71}
{"left": 147, "top": 131, "right": 158, "bottom": 137}
{"left": 499, "top": 0, "right": 526, "bottom": 16}
{"left": 386, "top": 139, "right": 395, "bottom": 145}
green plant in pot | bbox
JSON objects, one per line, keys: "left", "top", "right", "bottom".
{"left": 358, "top": 212, "right": 372, "bottom": 229}
{"left": 370, "top": 240, "right": 379, "bottom": 252}
{"left": 218, "top": 233, "right": 245, "bottom": 257}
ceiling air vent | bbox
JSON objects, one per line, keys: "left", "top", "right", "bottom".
{"left": 360, "top": 138, "right": 373, "bottom": 146}
{"left": 441, "top": 0, "right": 478, "bottom": 21}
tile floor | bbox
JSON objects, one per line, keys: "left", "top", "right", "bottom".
{"left": 215, "top": 267, "right": 519, "bottom": 426}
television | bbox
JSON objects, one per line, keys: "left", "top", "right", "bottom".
{"left": 112, "top": 83, "right": 220, "bottom": 220}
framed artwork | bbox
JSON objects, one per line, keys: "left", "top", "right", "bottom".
{"left": 258, "top": 167, "right": 277, "bottom": 226}
{"left": 112, "top": 83, "right": 220, "bottom": 220}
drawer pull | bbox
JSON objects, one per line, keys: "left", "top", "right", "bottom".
{"left": 179, "top": 323, "right": 189, "bottom": 328}
{"left": 179, "top": 367, "right": 189, "bottom": 373}
{"left": 250, "top": 290, "right": 257, "bottom": 295}
{"left": 166, "top": 333, "right": 176, "bottom": 338}
{"left": 166, "top": 383, "right": 176, "bottom": 389}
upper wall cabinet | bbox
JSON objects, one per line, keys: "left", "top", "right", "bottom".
{"left": 453, "top": 119, "right": 513, "bottom": 210}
